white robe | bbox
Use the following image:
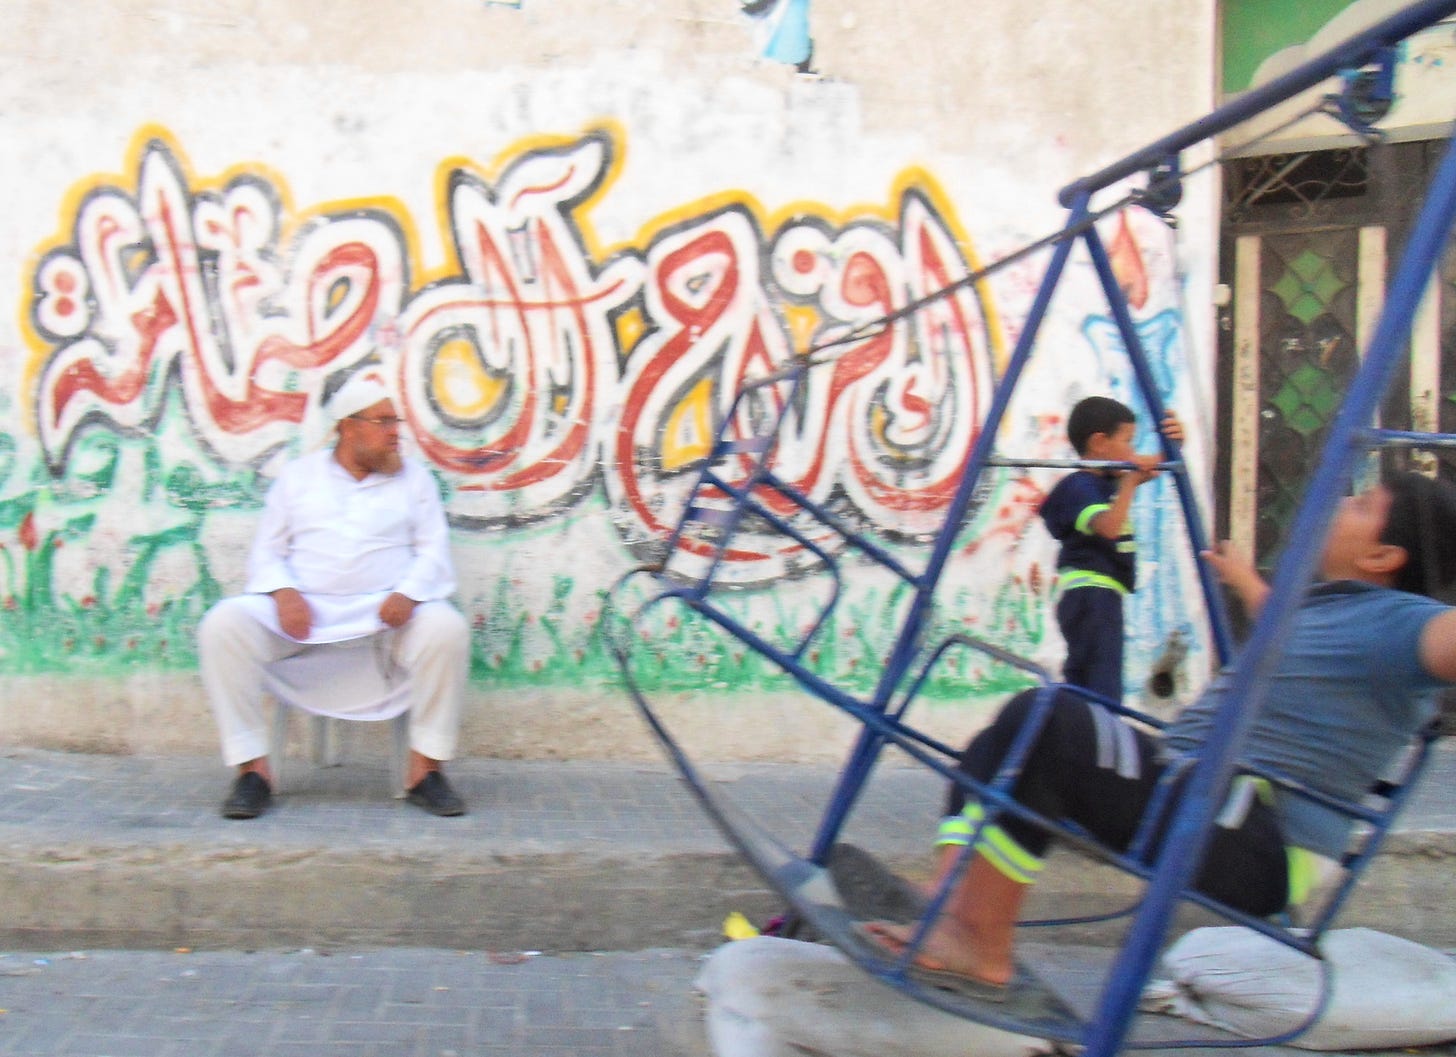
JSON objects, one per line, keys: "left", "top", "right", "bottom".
{"left": 236, "top": 450, "right": 458, "bottom": 721}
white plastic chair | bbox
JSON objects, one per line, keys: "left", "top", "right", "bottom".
{"left": 262, "top": 640, "right": 414, "bottom": 798}
{"left": 270, "top": 703, "right": 410, "bottom": 798}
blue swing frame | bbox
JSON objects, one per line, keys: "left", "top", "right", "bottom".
{"left": 607, "top": 2, "right": 1456, "bottom": 1052}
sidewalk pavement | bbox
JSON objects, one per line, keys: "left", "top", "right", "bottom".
{"left": 0, "top": 747, "right": 942, "bottom": 952}
{"left": 2, "top": 743, "right": 1454, "bottom": 952}
{"left": 6, "top": 941, "right": 1455, "bottom": 1057}
{"left": 0, "top": 947, "right": 712, "bottom": 1057}
{"left": 0, "top": 741, "right": 1454, "bottom": 1056}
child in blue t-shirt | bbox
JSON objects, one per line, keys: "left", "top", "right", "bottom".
{"left": 862, "top": 472, "right": 1456, "bottom": 990}
{"left": 1038, "top": 396, "right": 1182, "bottom": 701}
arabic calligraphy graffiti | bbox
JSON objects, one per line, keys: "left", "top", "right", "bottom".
{"left": 10, "top": 125, "right": 1189, "bottom": 692}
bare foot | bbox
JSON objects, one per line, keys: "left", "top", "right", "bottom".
{"left": 860, "top": 919, "right": 1013, "bottom": 987}
{"left": 405, "top": 749, "right": 439, "bottom": 789}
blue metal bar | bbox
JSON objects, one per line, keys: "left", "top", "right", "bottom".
{"left": 1059, "top": 0, "right": 1456, "bottom": 206}
{"left": 805, "top": 194, "right": 1096, "bottom": 865}
{"left": 656, "top": 363, "right": 808, "bottom": 588}
{"left": 893, "top": 632, "right": 1055, "bottom": 715}
{"left": 1306, "top": 726, "right": 1438, "bottom": 936}
{"left": 704, "top": 468, "right": 924, "bottom": 585}
{"left": 1365, "top": 427, "right": 1456, "bottom": 448}
{"left": 988, "top": 456, "right": 1184, "bottom": 471}
{"left": 717, "top": 435, "right": 774, "bottom": 454}
{"left": 1079, "top": 112, "right": 1456, "bottom": 1057}
{"left": 693, "top": 488, "right": 846, "bottom": 662}
{"left": 903, "top": 192, "right": 1092, "bottom": 667}
{"left": 1081, "top": 222, "right": 1235, "bottom": 663}
{"left": 682, "top": 504, "right": 738, "bottom": 528}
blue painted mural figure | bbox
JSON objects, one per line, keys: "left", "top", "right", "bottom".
{"left": 1038, "top": 397, "right": 1183, "bottom": 701}
{"left": 196, "top": 368, "right": 471, "bottom": 819}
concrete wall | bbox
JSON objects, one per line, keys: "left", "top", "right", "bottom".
{"left": 0, "top": 0, "right": 1220, "bottom": 761}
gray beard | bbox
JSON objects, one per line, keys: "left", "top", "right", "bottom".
{"left": 372, "top": 451, "right": 404, "bottom": 476}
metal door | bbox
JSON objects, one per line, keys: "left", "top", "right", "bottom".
{"left": 1217, "top": 139, "right": 1451, "bottom": 572}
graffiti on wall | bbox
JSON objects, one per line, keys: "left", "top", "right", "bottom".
{"left": 741, "top": 0, "right": 814, "bottom": 69}
{"left": 11, "top": 125, "right": 1194, "bottom": 694}
{"left": 28, "top": 128, "right": 999, "bottom": 564}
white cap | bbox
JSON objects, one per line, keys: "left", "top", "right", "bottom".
{"left": 326, "top": 367, "right": 392, "bottom": 422}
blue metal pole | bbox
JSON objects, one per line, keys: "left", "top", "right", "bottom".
{"left": 1060, "top": 0, "right": 1456, "bottom": 207}
{"left": 904, "top": 193, "right": 1095, "bottom": 643}
{"left": 1079, "top": 117, "right": 1456, "bottom": 1057}
{"left": 808, "top": 197, "right": 1094, "bottom": 863}
{"left": 1081, "top": 223, "right": 1235, "bottom": 663}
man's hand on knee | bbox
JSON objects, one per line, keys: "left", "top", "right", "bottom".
{"left": 379, "top": 592, "right": 419, "bottom": 628}
{"left": 271, "top": 588, "right": 312, "bottom": 640}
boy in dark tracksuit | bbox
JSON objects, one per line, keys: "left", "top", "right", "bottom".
{"left": 1038, "top": 396, "right": 1181, "bottom": 701}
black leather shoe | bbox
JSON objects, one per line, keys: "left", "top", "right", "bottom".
{"left": 222, "top": 771, "right": 271, "bottom": 819}
{"left": 407, "top": 770, "right": 465, "bottom": 816}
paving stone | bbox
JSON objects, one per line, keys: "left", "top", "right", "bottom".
{"left": 1, "top": 745, "right": 1454, "bottom": 1055}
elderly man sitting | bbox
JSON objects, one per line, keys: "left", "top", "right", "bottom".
{"left": 198, "top": 367, "right": 470, "bottom": 819}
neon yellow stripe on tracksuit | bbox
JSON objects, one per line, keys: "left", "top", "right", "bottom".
{"left": 935, "top": 804, "right": 1045, "bottom": 885}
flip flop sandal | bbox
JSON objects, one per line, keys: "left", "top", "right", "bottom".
{"left": 848, "top": 921, "right": 1011, "bottom": 1003}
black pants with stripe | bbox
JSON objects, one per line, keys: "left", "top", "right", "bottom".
{"left": 946, "top": 688, "right": 1289, "bottom": 916}
{"left": 1057, "top": 585, "right": 1124, "bottom": 701}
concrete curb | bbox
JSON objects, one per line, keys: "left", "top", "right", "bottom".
{"left": 2, "top": 747, "right": 1453, "bottom": 952}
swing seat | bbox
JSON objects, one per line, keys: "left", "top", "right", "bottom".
{"left": 693, "top": 761, "right": 1088, "bottom": 1041}
{"left": 607, "top": 5, "right": 1456, "bottom": 1053}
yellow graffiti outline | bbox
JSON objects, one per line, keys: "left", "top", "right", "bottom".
{"left": 604, "top": 161, "right": 1008, "bottom": 369}
{"left": 427, "top": 120, "right": 629, "bottom": 290}
{"left": 21, "top": 121, "right": 1008, "bottom": 451}
{"left": 422, "top": 122, "right": 632, "bottom": 419}
{"left": 430, "top": 124, "right": 1007, "bottom": 372}
{"left": 17, "top": 123, "right": 431, "bottom": 437}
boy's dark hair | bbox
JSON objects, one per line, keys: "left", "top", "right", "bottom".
{"left": 1067, "top": 396, "right": 1136, "bottom": 455}
{"left": 1381, "top": 471, "right": 1456, "bottom": 599}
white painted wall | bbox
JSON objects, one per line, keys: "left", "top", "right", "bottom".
{"left": 0, "top": 0, "right": 1220, "bottom": 760}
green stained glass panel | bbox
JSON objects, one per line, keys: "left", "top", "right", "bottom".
{"left": 1271, "top": 249, "right": 1350, "bottom": 325}
{"left": 1256, "top": 230, "right": 1360, "bottom": 568}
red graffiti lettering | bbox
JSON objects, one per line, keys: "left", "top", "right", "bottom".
{"left": 29, "top": 130, "right": 1003, "bottom": 583}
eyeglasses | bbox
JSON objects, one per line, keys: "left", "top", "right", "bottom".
{"left": 348, "top": 414, "right": 403, "bottom": 429}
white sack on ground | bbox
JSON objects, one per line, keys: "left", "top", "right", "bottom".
{"left": 695, "top": 936, "right": 1055, "bottom": 1057}
{"left": 1141, "top": 926, "right": 1456, "bottom": 1050}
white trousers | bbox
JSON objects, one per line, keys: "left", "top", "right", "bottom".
{"left": 199, "top": 596, "right": 470, "bottom": 766}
